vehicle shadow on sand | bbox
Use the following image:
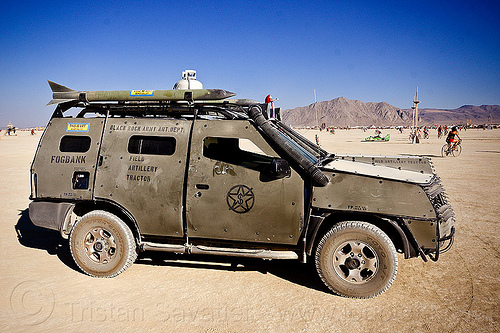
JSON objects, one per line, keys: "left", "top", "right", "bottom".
{"left": 15, "top": 208, "right": 80, "bottom": 273}
{"left": 137, "top": 252, "right": 331, "bottom": 294}
{"left": 15, "top": 209, "right": 331, "bottom": 294}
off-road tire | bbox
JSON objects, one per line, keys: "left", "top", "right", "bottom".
{"left": 69, "top": 210, "right": 137, "bottom": 278}
{"left": 315, "top": 221, "right": 398, "bottom": 299}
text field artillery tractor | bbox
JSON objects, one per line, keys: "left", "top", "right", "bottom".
{"left": 29, "top": 72, "right": 455, "bottom": 298}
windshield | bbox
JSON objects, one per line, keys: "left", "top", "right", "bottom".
{"left": 273, "top": 121, "right": 330, "bottom": 165}
{"left": 275, "top": 128, "right": 318, "bottom": 164}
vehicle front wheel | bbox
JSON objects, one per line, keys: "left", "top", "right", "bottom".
{"left": 69, "top": 210, "right": 137, "bottom": 278}
{"left": 315, "top": 221, "right": 398, "bottom": 298}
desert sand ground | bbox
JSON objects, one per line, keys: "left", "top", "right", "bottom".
{"left": 0, "top": 128, "right": 498, "bottom": 332}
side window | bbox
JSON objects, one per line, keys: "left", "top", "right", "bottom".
{"left": 128, "top": 136, "right": 176, "bottom": 155}
{"left": 203, "top": 137, "right": 273, "bottom": 171}
{"left": 59, "top": 136, "right": 91, "bottom": 153}
{"left": 238, "top": 138, "right": 268, "bottom": 155}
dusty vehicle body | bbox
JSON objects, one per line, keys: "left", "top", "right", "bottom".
{"left": 29, "top": 77, "right": 455, "bottom": 298}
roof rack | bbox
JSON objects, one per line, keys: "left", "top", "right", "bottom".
{"left": 68, "top": 101, "right": 253, "bottom": 120}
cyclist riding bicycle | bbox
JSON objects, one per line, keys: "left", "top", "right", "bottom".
{"left": 446, "top": 126, "right": 461, "bottom": 149}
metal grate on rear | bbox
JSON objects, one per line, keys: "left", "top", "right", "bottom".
{"left": 422, "top": 175, "right": 455, "bottom": 222}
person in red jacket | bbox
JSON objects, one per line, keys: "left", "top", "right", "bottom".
{"left": 265, "top": 95, "right": 275, "bottom": 118}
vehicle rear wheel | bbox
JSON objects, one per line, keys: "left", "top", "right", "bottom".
{"left": 315, "top": 221, "right": 398, "bottom": 298}
{"left": 69, "top": 210, "right": 137, "bottom": 277}
{"left": 441, "top": 144, "right": 449, "bottom": 157}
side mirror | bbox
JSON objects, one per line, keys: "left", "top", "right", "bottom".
{"left": 269, "top": 158, "right": 291, "bottom": 179}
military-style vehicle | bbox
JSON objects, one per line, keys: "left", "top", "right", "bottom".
{"left": 29, "top": 71, "right": 455, "bottom": 298}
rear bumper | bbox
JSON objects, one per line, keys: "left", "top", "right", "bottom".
{"left": 29, "top": 201, "right": 74, "bottom": 232}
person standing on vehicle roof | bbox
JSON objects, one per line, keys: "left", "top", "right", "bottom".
{"left": 265, "top": 94, "right": 275, "bottom": 119}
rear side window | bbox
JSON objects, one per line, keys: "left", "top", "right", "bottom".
{"left": 59, "top": 136, "right": 91, "bottom": 152}
{"left": 128, "top": 136, "right": 176, "bottom": 155}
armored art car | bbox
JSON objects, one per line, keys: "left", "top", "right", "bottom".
{"left": 29, "top": 71, "right": 455, "bottom": 298}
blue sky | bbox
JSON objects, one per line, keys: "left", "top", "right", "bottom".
{"left": 1, "top": 0, "right": 499, "bottom": 128}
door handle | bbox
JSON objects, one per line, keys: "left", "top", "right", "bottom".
{"left": 195, "top": 184, "right": 209, "bottom": 190}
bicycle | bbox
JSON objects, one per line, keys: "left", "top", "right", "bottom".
{"left": 409, "top": 131, "right": 421, "bottom": 143}
{"left": 441, "top": 140, "right": 462, "bottom": 157}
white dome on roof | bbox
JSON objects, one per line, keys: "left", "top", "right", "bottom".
{"left": 173, "top": 70, "right": 203, "bottom": 90}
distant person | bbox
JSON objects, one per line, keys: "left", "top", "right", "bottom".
{"left": 446, "top": 126, "right": 461, "bottom": 150}
{"left": 31, "top": 128, "right": 36, "bottom": 135}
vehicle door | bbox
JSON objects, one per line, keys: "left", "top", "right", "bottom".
{"left": 186, "top": 119, "right": 304, "bottom": 245}
{"left": 94, "top": 118, "right": 190, "bottom": 237}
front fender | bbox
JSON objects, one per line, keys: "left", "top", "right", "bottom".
{"left": 312, "top": 172, "right": 435, "bottom": 219}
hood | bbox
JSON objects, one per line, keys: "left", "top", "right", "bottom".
{"left": 322, "top": 155, "right": 435, "bottom": 184}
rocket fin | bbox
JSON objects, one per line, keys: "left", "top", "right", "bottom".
{"left": 46, "top": 80, "right": 78, "bottom": 106}
{"left": 46, "top": 98, "right": 76, "bottom": 106}
{"left": 48, "top": 80, "right": 75, "bottom": 93}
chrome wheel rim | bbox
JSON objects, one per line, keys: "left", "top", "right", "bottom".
{"left": 333, "top": 240, "right": 379, "bottom": 284}
{"left": 83, "top": 227, "right": 117, "bottom": 264}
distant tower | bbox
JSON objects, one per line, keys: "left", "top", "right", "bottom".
{"left": 411, "top": 87, "right": 420, "bottom": 144}
{"left": 314, "top": 89, "right": 318, "bottom": 129}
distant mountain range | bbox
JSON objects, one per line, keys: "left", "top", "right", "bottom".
{"left": 282, "top": 97, "right": 500, "bottom": 127}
